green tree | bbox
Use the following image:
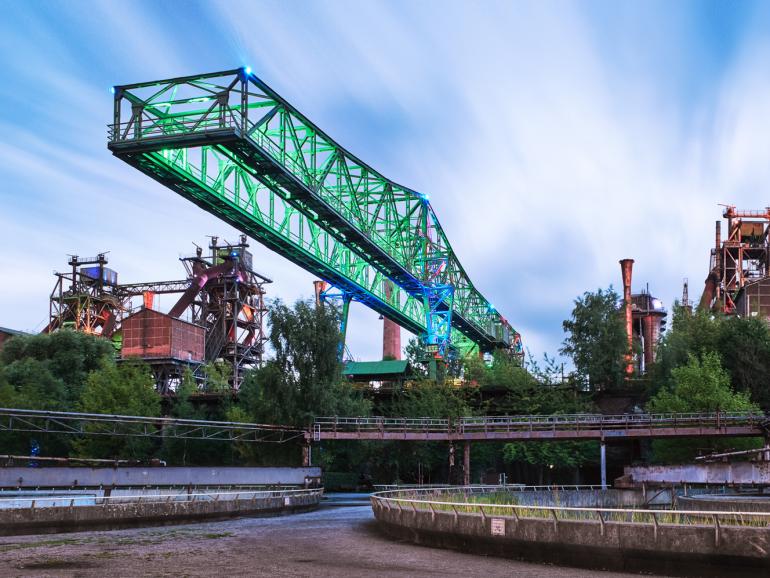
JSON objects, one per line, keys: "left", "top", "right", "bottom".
{"left": 0, "top": 331, "right": 114, "bottom": 408}
{"left": 159, "top": 368, "right": 232, "bottom": 466}
{"left": 231, "top": 299, "right": 369, "bottom": 466}
{"left": 650, "top": 307, "right": 723, "bottom": 390}
{"left": 651, "top": 308, "right": 770, "bottom": 410}
{"left": 0, "top": 331, "right": 113, "bottom": 457}
{"left": 242, "top": 299, "right": 369, "bottom": 427}
{"left": 484, "top": 353, "right": 598, "bottom": 481}
{"left": 561, "top": 287, "right": 627, "bottom": 390}
{"left": 73, "top": 361, "right": 161, "bottom": 459}
{"left": 647, "top": 352, "right": 761, "bottom": 463}
{"left": 404, "top": 337, "right": 428, "bottom": 378}
{"left": 202, "top": 361, "right": 232, "bottom": 393}
{"left": 717, "top": 316, "right": 770, "bottom": 410}
{"left": 367, "top": 382, "right": 475, "bottom": 484}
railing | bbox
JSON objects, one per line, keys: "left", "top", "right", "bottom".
{"left": 0, "top": 487, "right": 323, "bottom": 510}
{"left": 371, "top": 486, "right": 770, "bottom": 531}
{"left": 314, "top": 416, "right": 450, "bottom": 432}
{"left": 0, "top": 407, "right": 304, "bottom": 443}
{"left": 108, "top": 111, "right": 241, "bottom": 142}
{"left": 458, "top": 411, "right": 765, "bottom": 433}
{"left": 315, "top": 412, "right": 767, "bottom": 436}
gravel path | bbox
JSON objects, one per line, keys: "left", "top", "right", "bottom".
{"left": 0, "top": 494, "right": 665, "bottom": 577}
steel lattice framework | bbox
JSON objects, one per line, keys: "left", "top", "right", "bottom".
{"left": 0, "top": 408, "right": 304, "bottom": 443}
{"left": 108, "top": 69, "right": 520, "bottom": 356}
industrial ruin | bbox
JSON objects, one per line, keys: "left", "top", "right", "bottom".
{"left": 700, "top": 205, "right": 770, "bottom": 317}
{"left": 43, "top": 236, "right": 270, "bottom": 394}
{"left": 619, "top": 259, "right": 668, "bottom": 375}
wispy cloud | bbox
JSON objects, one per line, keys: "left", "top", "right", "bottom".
{"left": 1, "top": 1, "right": 770, "bottom": 362}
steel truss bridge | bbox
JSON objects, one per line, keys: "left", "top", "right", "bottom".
{"left": 312, "top": 412, "right": 770, "bottom": 442}
{"left": 0, "top": 408, "right": 305, "bottom": 444}
{"left": 2, "top": 408, "right": 766, "bottom": 445}
{"left": 107, "top": 68, "right": 520, "bottom": 358}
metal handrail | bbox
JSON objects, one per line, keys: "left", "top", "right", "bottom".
{"left": 0, "top": 407, "right": 302, "bottom": 432}
{"left": 0, "top": 487, "right": 323, "bottom": 507}
{"left": 371, "top": 487, "right": 770, "bottom": 529}
{"left": 315, "top": 411, "right": 765, "bottom": 433}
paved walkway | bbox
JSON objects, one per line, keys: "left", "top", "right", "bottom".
{"left": 0, "top": 494, "right": 665, "bottom": 577}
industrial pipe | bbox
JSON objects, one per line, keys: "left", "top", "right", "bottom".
{"left": 619, "top": 259, "right": 634, "bottom": 376}
{"left": 383, "top": 280, "right": 401, "bottom": 360}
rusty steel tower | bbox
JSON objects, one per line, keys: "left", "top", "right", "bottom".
{"left": 700, "top": 206, "right": 770, "bottom": 315}
{"left": 173, "top": 235, "right": 270, "bottom": 389}
{"left": 45, "top": 254, "right": 125, "bottom": 339}
{"left": 45, "top": 237, "right": 271, "bottom": 393}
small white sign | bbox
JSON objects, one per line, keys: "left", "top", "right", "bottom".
{"left": 490, "top": 518, "right": 505, "bottom": 536}
{"left": 284, "top": 497, "right": 291, "bottom": 506}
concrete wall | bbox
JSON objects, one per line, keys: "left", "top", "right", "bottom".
{"left": 678, "top": 495, "right": 770, "bottom": 512}
{"left": 619, "top": 462, "right": 770, "bottom": 486}
{"left": 0, "top": 466, "right": 322, "bottom": 488}
{"left": 0, "top": 491, "right": 321, "bottom": 536}
{"left": 372, "top": 501, "right": 770, "bottom": 577}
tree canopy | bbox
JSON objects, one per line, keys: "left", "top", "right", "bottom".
{"left": 235, "top": 299, "right": 370, "bottom": 428}
{"left": 561, "top": 287, "right": 627, "bottom": 390}
{"left": 646, "top": 352, "right": 761, "bottom": 463}
{"left": 73, "top": 360, "right": 161, "bottom": 459}
{"left": 652, "top": 307, "right": 770, "bottom": 410}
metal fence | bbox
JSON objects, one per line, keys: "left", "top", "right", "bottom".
{"left": 0, "top": 407, "right": 304, "bottom": 443}
{"left": 0, "top": 487, "right": 323, "bottom": 510}
{"left": 315, "top": 412, "right": 767, "bottom": 441}
{"left": 370, "top": 486, "right": 770, "bottom": 535}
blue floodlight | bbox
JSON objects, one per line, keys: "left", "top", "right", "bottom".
{"left": 244, "top": 66, "right": 252, "bottom": 75}
{"left": 109, "top": 87, "right": 115, "bottom": 94}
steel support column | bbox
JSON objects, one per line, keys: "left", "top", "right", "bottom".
{"left": 463, "top": 440, "right": 471, "bottom": 486}
{"left": 600, "top": 440, "right": 607, "bottom": 490}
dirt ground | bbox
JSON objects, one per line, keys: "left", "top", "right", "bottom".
{"left": 0, "top": 494, "right": 665, "bottom": 577}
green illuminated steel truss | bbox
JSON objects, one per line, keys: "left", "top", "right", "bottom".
{"left": 107, "top": 69, "right": 519, "bottom": 356}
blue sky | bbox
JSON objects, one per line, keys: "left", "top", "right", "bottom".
{"left": 1, "top": 0, "right": 770, "bottom": 363}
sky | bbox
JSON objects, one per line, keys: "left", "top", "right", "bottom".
{"left": 1, "top": 0, "right": 770, "bottom": 364}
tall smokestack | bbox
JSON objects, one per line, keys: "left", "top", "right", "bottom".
{"left": 715, "top": 220, "right": 722, "bottom": 275}
{"left": 619, "top": 259, "right": 634, "bottom": 376}
{"left": 383, "top": 280, "right": 401, "bottom": 360}
{"left": 313, "top": 280, "right": 327, "bottom": 308}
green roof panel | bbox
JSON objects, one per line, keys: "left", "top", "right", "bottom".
{"left": 343, "top": 360, "right": 410, "bottom": 377}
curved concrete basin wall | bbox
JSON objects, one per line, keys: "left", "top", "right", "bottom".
{"left": 678, "top": 495, "right": 770, "bottom": 513}
{"left": 0, "top": 466, "right": 322, "bottom": 488}
{"left": 372, "top": 499, "right": 770, "bottom": 577}
{"left": 0, "top": 490, "right": 322, "bottom": 536}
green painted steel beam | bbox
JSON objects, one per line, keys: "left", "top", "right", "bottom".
{"left": 107, "top": 69, "right": 519, "bottom": 355}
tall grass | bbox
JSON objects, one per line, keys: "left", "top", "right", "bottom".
{"left": 376, "top": 488, "right": 770, "bottom": 528}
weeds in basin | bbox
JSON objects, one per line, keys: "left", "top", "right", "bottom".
{"left": 383, "top": 490, "right": 770, "bottom": 529}
{"left": 0, "top": 538, "right": 84, "bottom": 553}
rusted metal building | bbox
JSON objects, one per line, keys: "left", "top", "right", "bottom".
{"left": 734, "top": 278, "right": 770, "bottom": 319}
{"left": 121, "top": 309, "right": 204, "bottom": 362}
{"left": 700, "top": 206, "right": 770, "bottom": 314}
{"left": 121, "top": 309, "right": 205, "bottom": 390}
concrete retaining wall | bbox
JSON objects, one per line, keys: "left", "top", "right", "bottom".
{"left": 620, "top": 462, "right": 770, "bottom": 486}
{"left": 372, "top": 501, "right": 770, "bottom": 577}
{"left": 0, "top": 492, "right": 322, "bottom": 536}
{"left": 678, "top": 495, "right": 770, "bottom": 512}
{"left": 0, "top": 466, "right": 322, "bottom": 488}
